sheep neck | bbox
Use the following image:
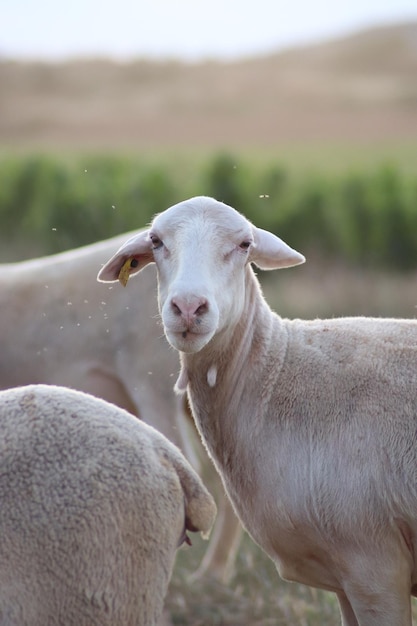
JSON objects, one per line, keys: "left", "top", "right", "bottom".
{"left": 180, "top": 265, "right": 287, "bottom": 505}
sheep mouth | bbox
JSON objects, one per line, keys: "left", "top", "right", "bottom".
{"left": 167, "top": 329, "right": 214, "bottom": 353}
{"left": 180, "top": 329, "right": 205, "bottom": 339}
{"left": 173, "top": 329, "right": 210, "bottom": 341}
{"left": 168, "top": 324, "right": 212, "bottom": 338}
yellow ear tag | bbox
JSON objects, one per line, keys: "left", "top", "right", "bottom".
{"left": 118, "top": 257, "right": 136, "bottom": 287}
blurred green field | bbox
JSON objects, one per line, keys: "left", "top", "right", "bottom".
{"left": 1, "top": 147, "right": 417, "bottom": 272}
{"left": 2, "top": 140, "right": 416, "bottom": 171}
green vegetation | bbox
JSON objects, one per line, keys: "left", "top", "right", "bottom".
{"left": 1, "top": 152, "right": 417, "bottom": 270}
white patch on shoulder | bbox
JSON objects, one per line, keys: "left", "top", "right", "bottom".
{"left": 207, "top": 365, "right": 217, "bottom": 388}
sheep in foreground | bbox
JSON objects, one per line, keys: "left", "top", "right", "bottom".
{"left": 98, "top": 195, "right": 417, "bottom": 626}
{"left": 0, "top": 384, "right": 216, "bottom": 626}
{"left": 0, "top": 234, "right": 241, "bottom": 583}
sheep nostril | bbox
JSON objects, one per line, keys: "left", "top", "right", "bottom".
{"left": 196, "top": 301, "right": 208, "bottom": 317}
{"left": 171, "top": 301, "right": 182, "bottom": 316}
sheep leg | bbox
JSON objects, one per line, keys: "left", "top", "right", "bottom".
{"left": 343, "top": 595, "right": 411, "bottom": 626}
{"left": 340, "top": 558, "right": 412, "bottom": 626}
{"left": 337, "top": 591, "right": 359, "bottom": 626}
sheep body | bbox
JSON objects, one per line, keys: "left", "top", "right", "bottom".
{"left": 0, "top": 236, "right": 174, "bottom": 434}
{"left": 0, "top": 384, "right": 216, "bottom": 626}
{"left": 0, "top": 234, "right": 241, "bottom": 582}
{"left": 98, "top": 196, "right": 417, "bottom": 625}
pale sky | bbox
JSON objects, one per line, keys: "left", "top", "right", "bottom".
{"left": 2, "top": 0, "right": 417, "bottom": 61}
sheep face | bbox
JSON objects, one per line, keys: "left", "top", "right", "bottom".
{"left": 98, "top": 196, "right": 304, "bottom": 354}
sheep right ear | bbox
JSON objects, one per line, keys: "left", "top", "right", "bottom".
{"left": 97, "top": 230, "right": 154, "bottom": 284}
{"left": 250, "top": 226, "right": 305, "bottom": 270}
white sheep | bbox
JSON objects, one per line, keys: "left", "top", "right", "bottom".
{"left": 0, "top": 383, "right": 216, "bottom": 626}
{"left": 0, "top": 233, "right": 241, "bottom": 583}
{"left": 98, "top": 195, "right": 417, "bottom": 626}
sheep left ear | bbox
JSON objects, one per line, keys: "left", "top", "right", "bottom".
{"left": 250, "top": 227, "right": 305, "bottom": 270}
{"left": 97, "top": 230, "right": 154, "bottom": 284}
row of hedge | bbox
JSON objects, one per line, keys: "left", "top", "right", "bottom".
{"left": 1, "top": 153, "right": 417, "bottom": 269}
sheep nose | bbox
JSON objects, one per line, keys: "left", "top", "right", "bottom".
{"left": 171, "top": 296, "right": 209, "bottom": 324}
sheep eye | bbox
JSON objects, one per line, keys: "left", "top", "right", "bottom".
{"left": 239, "top": 241, "right": 251, "bottom": 251}
{"left": 150, "top": 234, "right": 163, "bottom": 249}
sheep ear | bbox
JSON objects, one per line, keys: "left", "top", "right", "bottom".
{"left": 250, "top": 226, "right": 305, "bottom": 270}
{"left": 97, "top": 230, "right": 154, "bottom": 284}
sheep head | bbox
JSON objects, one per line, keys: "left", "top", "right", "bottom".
{"left": 98, "top": 196, "right": 305, "bottom": 354}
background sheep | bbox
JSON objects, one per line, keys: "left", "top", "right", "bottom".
{"left": 0, "top": 233, "right": 241, "bottom": 582}
{"left": 98, "top": 195, "right": 417, "bottom": 626}
{"left": 0, "top": 384, "right": 216, "bottom": 626}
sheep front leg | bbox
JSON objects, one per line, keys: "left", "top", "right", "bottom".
{"left": 340, "top": 550, "right": 413, "bottom": 626}
{"left": 343, "top": 594, "right": 411, "bottom": 626}
{"left": 337, "top": 591, "right": 359, "bottom": 626}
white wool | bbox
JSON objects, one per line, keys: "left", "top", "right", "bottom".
{"left": 0, "top": 384, "right": 216, "bottom": 626}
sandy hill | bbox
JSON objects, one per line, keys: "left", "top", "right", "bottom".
{"left": 1, "top": 21, "right": 416, "bottom": 149}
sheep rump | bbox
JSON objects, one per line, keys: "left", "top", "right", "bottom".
{"left": 0, "top": 384, "right": 216, "bottom": 626}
